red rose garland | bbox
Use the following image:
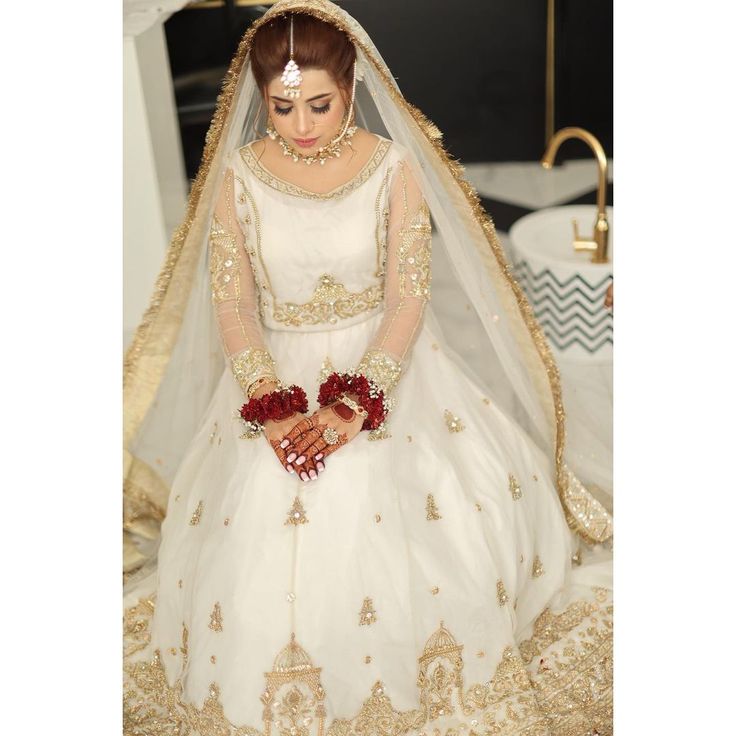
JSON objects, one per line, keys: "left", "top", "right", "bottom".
{"left": 317, "top": 371, "right": 388, "bottom": 431}
{"left": 240, "top": 385, "right": 308, "bottom": 429}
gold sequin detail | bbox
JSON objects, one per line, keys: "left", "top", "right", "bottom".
{"left": 509, "top": 473, "right": 522, "bottom": 500}
{"left": 444, "top": 409, "right": 465, "bottom": 432}
{"left": 482, "top": 397, "right": 491, "bottom": 405}
{"left": 355, "top": 349, "right": 403, "bottom": 395}
{"left": 174, "top": 495, "right": 180, "bottom": 502}
{"left": 210, "top": 655, "right": 217, "bottom": 664}
{"left": 359, "top": 597, "right": 377, "bottom": 626}
{"left": 532, "top": 555, "right": 545, "bottom": 578}
{"left": 396, "top": 165, "right": 432, "bottom": 300}
{"left": 231, "top": 348, "right": 278, "bottom": 398}
{"left": 425, "top": 493, "right": 442, "bottom": 521}
{"left": 273, "top": 273, "right": 384, "bottom": 327}
{"left": 374, "top": 513, "right": 382, "bottom": 523}
{"left": 476, "top": 650, "right": 485, "bottom": 658}
{"left": 533, "top": 474, "right": 539, "bottom": 481}
{"left": 475, "top": 502, "right": 482, "bottom": 512}
{"left": 169, "top": 647, "right": 177, "bottom": 656}
{"left": 572, "top": 545, "right": 583, "bottom": 566}
{"left": 364, "top": 655, "right": 372, "bottom": 664}
{"left": 223, "top": 517, "right": 230, "bottom": 526}
{"left": 209, "top": 422, "right": 218, "bottom": 444}
{"left": 367, "top": 424, "right": 392, "bottom": 441}
{"left": 208, "top": 212, "right": 239, "bottom": 304}
{"left": 406, "top": 434, "right": 412, "bottom": 442}
{"left": 431, "top": 342, "right": 439, "bottom": 350}
{"left": 497, "top": 579, "right": 509, "bottom": 606}
{"left": 430, "top": 586, "right": 439, "bottom": 595}
{"left": 209, "top": 602, "right": 223, "bottom": 632}
{"left": 180, "top": 623, "right": 188, "bottom": 658}
{"left": 189, "top": 500, "right": 203, "bottom": 526}
{"left": 177, "top": 579, "right": 183, "bottom": 589}
{"left": 319, "top": 355, "right": 336, "bottom": 383}
{"left": 285, "top": 496, "right": 309, "bottom": 526}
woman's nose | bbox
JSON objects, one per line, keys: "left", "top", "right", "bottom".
{"left": 294, "top": 107, "right": 314, "bottom": 137}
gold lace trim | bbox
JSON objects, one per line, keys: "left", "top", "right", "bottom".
{"left": 239, "top": 138, "right": 391, "bottom": 200}
{"left": 354, "top": 348, "right": 402, "bottom": 395}
{"left": 272, "top": 273, "right": 384, "bottom": 327}
{"left": 231, "top": 348, "right": 278, "bottom": 397}
{"left": 208, "top": 213, "right": 240, "bottom": 304}
{"left": 398, "top": 197, "right": 432, "bottom": 300}
{"left": 123, "top": 586, "right": 612, "bottom": 735}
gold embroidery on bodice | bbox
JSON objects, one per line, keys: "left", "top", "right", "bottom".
{"left": 239, "top": 138, "right": 391, "bottom": 200}
{"left": 272, "top": 273, "right": 384, "bottom": 327}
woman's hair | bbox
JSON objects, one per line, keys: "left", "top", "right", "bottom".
{"left": 250, "top": 13, "right": 356, "bottom": 98}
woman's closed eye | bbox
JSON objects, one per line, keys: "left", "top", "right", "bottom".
{"left": 273, "top": 103, "right": 331, "bottom": 116}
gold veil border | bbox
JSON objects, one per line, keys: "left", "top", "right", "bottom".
{"left": 123, "top": 0, "right": 611, "bottom": 561}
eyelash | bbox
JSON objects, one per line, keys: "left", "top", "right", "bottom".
{"left": 273, "top": 103, "right": 331, "bottom": 116}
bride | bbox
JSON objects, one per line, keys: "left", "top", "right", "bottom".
{"left": 123, "top": 1, "right": 613, "bottom": 733}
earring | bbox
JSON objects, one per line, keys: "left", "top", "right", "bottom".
{"left": 266, "top": 117, "right": 277, "bottom": 140}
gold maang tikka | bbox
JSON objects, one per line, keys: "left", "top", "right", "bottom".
{"left": 281, "top": 15, "right": 303, "bottom": 99}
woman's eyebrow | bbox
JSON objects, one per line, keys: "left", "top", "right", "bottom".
{"left": 270, "top": 92, "right": 333, "bottom": 103}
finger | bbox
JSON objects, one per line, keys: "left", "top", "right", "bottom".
{"left": 291, "top": 425, "right": 327, "bottom": 464}
{"left": 284, "top": 418, "right": 320, "bottom": 462}
{"left": 269, "top": 437, "right": 288, "bottom": 466}
{"left": 315, "top": 430, "right": 349, "bottom": 460}
{"left": 282, "top": 416, "right": 315, "bottom": 451}
{"left": 301, "top": 453, "right": 319, "bottom": 481}
{"left": 269, "top": 437, "right": 295, "bottom": 474}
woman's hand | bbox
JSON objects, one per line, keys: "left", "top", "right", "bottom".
{"left": 264, "top": 412, "right": 311, "bottom": 473}
{"left": 249, "top": 380, "right": 310, "bottom": 474}
{"left": 280, "top": 398, "right": 364, "bottom": 482}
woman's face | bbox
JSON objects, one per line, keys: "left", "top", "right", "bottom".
{"left": 265, "top": 68, "right": 347, "bottom": 151}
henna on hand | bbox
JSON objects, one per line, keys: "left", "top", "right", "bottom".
{"left": 330, "top": 402, "right": 358, "bottom": 422}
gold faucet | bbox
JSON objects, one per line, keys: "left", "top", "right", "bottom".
{"left": 541, "top": 127, "right": 610, "bottom": 264}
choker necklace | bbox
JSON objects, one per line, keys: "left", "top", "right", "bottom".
{"left": 267, "top": 115, "right": 358, "bottom": 167}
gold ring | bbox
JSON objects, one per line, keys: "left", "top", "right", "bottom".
{"left": 322, "top": 427, "right": 340, "bottom": 445}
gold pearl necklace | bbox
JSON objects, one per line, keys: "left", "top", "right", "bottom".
{"left": 267, "top": 116, "right": 358, "bottom": 166}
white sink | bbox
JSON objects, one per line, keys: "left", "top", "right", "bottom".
{"left": 509, "top": 205, "right": 613, "bottom": 363}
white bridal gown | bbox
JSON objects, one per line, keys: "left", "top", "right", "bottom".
{"left": 123, "top": 134, "right": 613, "bottom": 735}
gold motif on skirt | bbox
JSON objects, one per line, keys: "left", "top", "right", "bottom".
{"left": 444, "top": 409, "right": 465, "bottom": 432}
{"left": 189, "top": 500, "right": 203, "bottom": 526}
{"left": 425, "top": 493, "right": 442, "bottom": 520}
{"left": 359, "top": 597, "right": 377, "bottom": 626}
{"left": 496, "top": 579, "right": 509, "bottom": 606}
{"left": 208, "top": 602, "right": 223, "bottom": 632}
{"left": 285, "top": 496, "right": 309, "bottom": 526}
{"left": 508, "top": 473, "right": 523, "bottom": 500}
{"left": 532, "top": 555, "right": 545, "bottom": 578}
{"left": 124, "top": 588, "right": 612, "bottom": 735}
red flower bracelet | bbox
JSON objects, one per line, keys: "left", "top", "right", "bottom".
{"left": 240, "top": 385, "right": 308, "bottom": 429}
{"left": 317, "top": 371, "right": 388, "bottom": 431}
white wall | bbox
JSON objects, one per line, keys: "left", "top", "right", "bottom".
{"left": 123, "top": 18, "right": 188, "bottom": 348}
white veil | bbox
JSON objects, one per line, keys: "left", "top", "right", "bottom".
{"left": 123, "top": 0, "right": 611, "bottom": 578}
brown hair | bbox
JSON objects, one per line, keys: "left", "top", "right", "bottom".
{"left": 250, "top": 13, "right": 356, "bottom": 99}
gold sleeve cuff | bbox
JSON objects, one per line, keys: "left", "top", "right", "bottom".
{"left": 231, "top": 348, "right": 279, "bottom": 398}
{"left": 354, "top": 349, "right": 403, "bottom": 395}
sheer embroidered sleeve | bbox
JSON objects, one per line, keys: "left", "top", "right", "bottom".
{"left": 210, "top": 164, "right": 281, "bottom": 398}
{"left": 353, "top": 158, "right": 432, "bottom": 399}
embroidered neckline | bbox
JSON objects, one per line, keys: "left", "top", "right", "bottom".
{"left": 239, "top": 136, "right": 392, "bottom": 200}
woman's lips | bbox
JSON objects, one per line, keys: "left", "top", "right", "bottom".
{"left": 293, "top": 137, "right": 318, "bottom": 148}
